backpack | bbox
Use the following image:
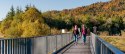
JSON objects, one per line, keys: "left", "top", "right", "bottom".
{"left": 73, "top": 28, "right": 79, "bottom": 35}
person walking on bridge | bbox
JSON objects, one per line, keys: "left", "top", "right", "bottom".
{"left": 81, "top": 24, "right": 87, "bottom": 44}
{"left": 73, "top": 25, "right": 79, "bottom": 45}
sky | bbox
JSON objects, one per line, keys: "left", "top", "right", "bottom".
{"left": 0, "top": 0, "right": 110, "bottom": 21}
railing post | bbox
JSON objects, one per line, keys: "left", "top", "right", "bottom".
{"left": 61, "top": 34, "right": 63, "bottom": 47}
{"left": 91, "top": 32, "right": 96, "bottom": 54}
{"left": 19, "top": 39, "right": 20, "bottom": 54}
{"left": 96, "top": 38, "right": 100, "bottom": 54}
{"left": 17, "top": 39, "right": 19, "bottom": 54}
{"left": 12, "top": 39, "right": 15, "bottom": 54}
{"left": 46, "top": 37, "right": 48, "bottom": 54}
{"left": 4, "top": 40, "right": 6, "bottom": 54}
{"left": 55, "top": 35, "right": 57, "bottom": 51}
{"left": 69, "top": 33, "right": 70, "bottom": 43}
{"left": 63, "top": 33, "right": 66, "bottom": 47}
{"left": 14, "top": 39, "right": 17, "bottom": 54}
{"left": 67, "top": 33, "right": 69, "bottom": 44}
{"left": 24, "top": 38, "right": 26, "bottom": 54}
{"left": 105, "top": 46, "right": 107, "bottom": 54}
{"left": 8, "top": 39, "right": 10, "bottom": 54}
{"left": 1, "top": 40, "right": 3, "bottom": 54}
{"left": 100, "top": 43, "right": 102, "bottom": 54}
{"left": 7, "top": 40, "right": 8, "bottom": 54}
{"left": 20, "top": 39, "right": 22, "bottom": 54}
{"left": 0, "top": 40, "right": 1, "bottom": 54}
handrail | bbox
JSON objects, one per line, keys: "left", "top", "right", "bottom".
{"left": 0, "top": 33, "right": 73, "bottom": 54}
{"left": 90, "top": 33, "right": 124, "bottom": 54}
{"left": 0, "top": 33, "right": 71, "bottom": 40}
{"left": 97, "top": 37, "right": 124, "bottom": 54}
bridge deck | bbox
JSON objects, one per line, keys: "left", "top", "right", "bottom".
{"left": 62, "top": 36, "right": 91, "bottom": 54}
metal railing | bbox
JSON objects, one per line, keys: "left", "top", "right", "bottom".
{"left": 90, "top": 33, "right": 124, "bottom": 54}
{"left": 0, "top": 33, "right": 73, "bottom": 54}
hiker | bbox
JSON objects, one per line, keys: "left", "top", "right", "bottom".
{"left": 93, "top": 26, "right": 97, "bottom": 34}
{"left": 73, "top": 24, "right": 79, "bottom": 44}
{"left": 81, "top": 24, "right": 87, "bottom": 44}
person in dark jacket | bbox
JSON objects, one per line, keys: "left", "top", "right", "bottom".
{"left": 73, "top": 25, "right": 79, "bottom": 44}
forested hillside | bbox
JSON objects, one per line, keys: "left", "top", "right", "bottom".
{"left": 42, "top": 0, "right": 125, "bottom": 35}
{"left": 0, "top": 0, "right": 125, "bottom": 38}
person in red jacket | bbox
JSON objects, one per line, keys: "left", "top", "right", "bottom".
{"left": 81, "top": 24, "right": 87, "bottom": 44}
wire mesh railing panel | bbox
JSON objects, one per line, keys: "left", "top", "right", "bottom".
{"left": 31, "top": 37, "right": 47, "bottom": 54}
{"left": 47, "top": 36, "right": 57, "bottom": 53}
{"left": 56, "top": 35, "right": 62, "bottom": 50}
{"left": 0, "top": 33, "right": 73, "bottom": 54}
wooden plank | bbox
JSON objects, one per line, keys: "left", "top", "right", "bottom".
{"left": 63, "top": 36, "right": 91, "bottom": 54}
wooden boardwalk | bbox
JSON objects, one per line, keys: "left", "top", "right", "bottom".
{"left": 62, "top": 36, "right": 91, "bottom": 54}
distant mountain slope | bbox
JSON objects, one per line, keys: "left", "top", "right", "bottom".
{"left": 42, "top": 0, "right": 125, "bottom": 35}
{"left": 43, "top": 0, "right": 125, "bottom": 18}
